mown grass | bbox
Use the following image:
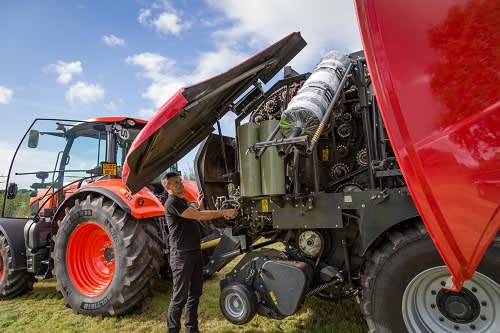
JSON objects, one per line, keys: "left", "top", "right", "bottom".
{"left": 0, "top": 259, "right": 367, "bottom": 333}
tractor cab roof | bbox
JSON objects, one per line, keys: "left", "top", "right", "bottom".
{"left": 87, "top": 117, "right": 148, "bottom": 126}
{"left": 51, "top": 117, "right": 147, "bottom": 140}
{"left": 122, "top": 32, "right": 307, "bottom": 193}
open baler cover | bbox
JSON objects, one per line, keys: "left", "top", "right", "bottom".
{"left": 122, "top": 32, "right": 306, "bottom": 194}
{"left": 355, "top": 0, "right": 499, "bottom": 289}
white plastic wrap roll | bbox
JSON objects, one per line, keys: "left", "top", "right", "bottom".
{"left": 280, "top": 51, "right": 350, "bottom": 137}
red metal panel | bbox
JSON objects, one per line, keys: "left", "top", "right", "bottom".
{"left": 121, "top": 89, "right": 189, "bottom": 188}
{"left": 85, "top": 178, "right": 164, "bottom": 219}
{"left": 355, "top": 0, "right": 500, "bottom": 289}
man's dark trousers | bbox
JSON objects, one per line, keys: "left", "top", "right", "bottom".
{"left": 167, "top": 250, "right": 203, "bottom": 333}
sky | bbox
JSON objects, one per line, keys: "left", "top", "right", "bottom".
{"left": 0, "top": 0, "right": 362, "bottom": 180}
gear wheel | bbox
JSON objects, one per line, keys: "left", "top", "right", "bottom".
{"left": 334, "top": 110, "right": 344, "bottom": 121}
{"left": 337, "top": 123, "right": 352, "bottom": 138}
{"left": 356, "top": 147, "right": 368, "bottom": 167}
{"left": 331, "top": 163, "right": 349, "bottom": 178}
{"left": 341, "top": 112, "right": 352, "bottom": 123}
{"left": 336, "top": 144, "right": 348, "bottom": 157}
{"left": 251, "top": 87, "right": 286, "bottom": 124}
{"left": 352, "top": 104, "right": 364, "bottom": 117}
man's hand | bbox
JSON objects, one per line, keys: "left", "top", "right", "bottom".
{"left": 196, "top": 193, "right": 204, "bottom": 209}
{"left": 221, "top": 208, "right": 238, "bottom": 219}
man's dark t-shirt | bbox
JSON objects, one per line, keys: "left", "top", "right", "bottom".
{"left": 165, "top": 195, "right": 201, "bottom": 254}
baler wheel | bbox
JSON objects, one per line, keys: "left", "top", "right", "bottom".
{"left": 220, "top": 283, "right": 258, "bottom": 325}
{"left": 362, "top": 223, "right": 500, "bottom": 333}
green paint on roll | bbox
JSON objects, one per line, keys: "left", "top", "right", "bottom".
{"left": 238, "top": 123, "right": 262, "bottom": 197}
{"left": 259, "top": 120, "right": 286, "bottom": 195}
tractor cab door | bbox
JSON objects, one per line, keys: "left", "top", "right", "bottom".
{"left": 2, "top": 119, "right": 77, "bottom": 219}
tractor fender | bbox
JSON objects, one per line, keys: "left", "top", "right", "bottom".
{"left": 53, "top": 178, "right": 199, "bottom": 223}
{"left": 52, "top": 187, "right": 130, "bottom": 226}
{"left": 0, "top": 218, "right": 30, "bottom": 270}
{"left": 359, "top": 188, "right": 420, "bottom": 255}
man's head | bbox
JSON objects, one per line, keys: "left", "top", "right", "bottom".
{"left": 161, "top": 172, "right": 184, "bottom": 196}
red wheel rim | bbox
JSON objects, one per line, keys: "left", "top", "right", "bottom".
{"left": 66, "top": 222, "right": 115, "bottom": 297}
{"left": 0, "top": 252, "right": 4, "bottom": 280}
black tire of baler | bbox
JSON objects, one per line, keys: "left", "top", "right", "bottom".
{"left": 52, "top": 194, "right": 162, "bottom": 316}
{"left": 0, "top": 234, "right": 35, "bottom": 298}
{"left": 220, "top": 283, "right": 258, "bottom": 325}
{"left": 362, "top": 222, "right": 500, "bottom": 333}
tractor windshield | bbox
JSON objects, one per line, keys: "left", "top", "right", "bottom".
{"left": 1, "top": 118, "right": 142, "bottom": 218}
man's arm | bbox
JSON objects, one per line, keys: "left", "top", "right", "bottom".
{"left": 181, "top": 207, "right": 237, "bottom": 221}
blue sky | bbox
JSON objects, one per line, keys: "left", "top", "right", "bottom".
{"left": 0, "top": 0, "right": 362, "bottom": 177}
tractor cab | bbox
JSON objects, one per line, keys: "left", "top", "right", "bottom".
{"left": 1, "top": 117, "right": 147, "bottom": 219}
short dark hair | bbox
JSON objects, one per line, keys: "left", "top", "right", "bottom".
{"left": 161, "top": 171, "right": 180, "bottom": 187}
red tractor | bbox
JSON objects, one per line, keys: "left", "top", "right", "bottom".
{"left": 0, "top": 117, "right": 216, "bottom": 315}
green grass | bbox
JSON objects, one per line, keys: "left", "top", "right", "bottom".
{"left": 0, "top": 261, "right": 367, "bottom": 333}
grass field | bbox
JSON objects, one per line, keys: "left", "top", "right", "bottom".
{"left": 0, "top": 259, "right": 367, "bottom": 333}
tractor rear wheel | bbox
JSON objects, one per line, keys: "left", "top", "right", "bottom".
{"left": 52, "top": 194, "right": 162, "bottom": 316}
{"left": 362, "top": 223, "right": 500, "bottom": 333}
{"left": 0, "top": 234, "right": 35, "bottom": 298}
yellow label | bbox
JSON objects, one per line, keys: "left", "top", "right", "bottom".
{"left": 261, "top": 199, "right": 269, "bottom": 212}
{"left": 269, "top": 291, "right": 278, "bottom": 305}
{"left": 322, "top": 148, "right": 329, "bottom": 161}
{"left": 102, "top": 163, "right": 117, "bottom": 176}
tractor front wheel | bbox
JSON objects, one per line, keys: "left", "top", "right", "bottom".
{"left": 362, "top": 223, "right": 500, "bottom": 333}
{"left": 53, "top": 194, "right": 162, "bottom": 316}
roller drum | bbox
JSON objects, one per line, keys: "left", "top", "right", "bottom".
{"left": 259, "top": 120, "right": 286, "bottom": 195}
{"left": 238, "top": 123, "right": 262, "bottom": 197}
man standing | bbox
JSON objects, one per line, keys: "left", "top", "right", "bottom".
{"left": 162, "top": 172, "right": 237, "bottom": 333}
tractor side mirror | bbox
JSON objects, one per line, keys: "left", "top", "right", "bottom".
{"left": 28, "top": 130, "right": 39, "bottom": 148}
{"left": 7, "top": 183, "right": 18, "bottom": 199}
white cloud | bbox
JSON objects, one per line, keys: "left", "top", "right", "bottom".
{"left": 47, "top": 60, "right": 83, "bottom": 84}
{"left": 0, "top": 86, "right": 14, "bottom": 105}
{"left": 65, "top": 81, "right": 104, "bottom": 104}
{"left": 138, "top": 8, "right": 151, "bottom": 25}
{"left": 194, "top": 47, "right": 248, "bottom": 79}
{"left": 104, "top": 101, "right": 118, "bottom": 112}
{"left": 126, "top": 52, "right": 176, "bottom": 81}
{"left": 137, "top": 108, "right": 156, "bottom": 119}
{"left": 126, "top": 52, "right": 186, "bottom": 107}
{"left": 206, "top": 0, "right": 362, "bottom": 71}
{"left": 138, "top": 4, "right": 190, "bottom": 35}
{"left": 153, "top": 12, "right": 190, "bottom": 35}
{"left": 102, "top": 34, "right": 127, "bottom": 47}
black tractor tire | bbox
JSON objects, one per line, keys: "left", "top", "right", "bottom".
{"left": 0, "top": 234, "right": 35, "bottom": 298}
{"left": 220, "top": 283, "right": 258, "bottom": 325}
{"left": 362, "top": 223, "right": 500, "bottom": 333}
{"left": 52, "top": 194, "right": 162, "bottom": 316}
